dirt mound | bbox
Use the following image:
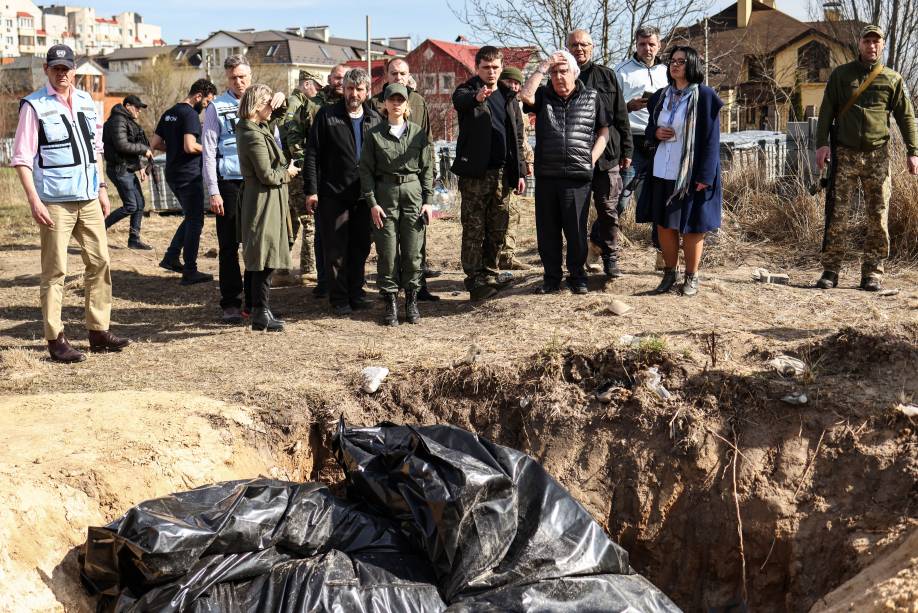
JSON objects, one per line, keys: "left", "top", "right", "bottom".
{"left": 0, "top": 392, "right": 280, "bottom": 613}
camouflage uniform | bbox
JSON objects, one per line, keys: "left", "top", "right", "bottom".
{"left": 459, "top": 170, "right": 512, "bottom": 290}
{"left": 822, "top": 145, "right": 891, "bottom": 277}
{"left": 282, "top": 88, "right": 320, "bottom": 275}
{"left": 498, "top": 106, "right": 533, "bottom": 269}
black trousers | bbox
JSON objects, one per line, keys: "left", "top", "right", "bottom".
{"left": 589, "top": 166, "right": 624, "bottom": 256}
{"left": 250, "top": 268, "right": 273, "bottom": 309}
{"left": 534, "top": 177, "right": 592, "bottom": 286}
{"left": 215, "top": 180, "right": 252, "bottom": 310}
{"left": 318, "top": 196, "right": 372, "bottom": 307}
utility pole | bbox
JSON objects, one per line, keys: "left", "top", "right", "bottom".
{"left": 366, "top": 15, "right": 371, "bottom": 75}
{"left": 703, "top": 16, "right": 709, "bottom": 85}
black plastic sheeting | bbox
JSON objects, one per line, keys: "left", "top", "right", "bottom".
{"left": 80, "top": 422, "right": 681, "bottom": 612}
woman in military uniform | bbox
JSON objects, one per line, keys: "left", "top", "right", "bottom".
{"left": 359, "top": 83, "right": 434, "bottom": 326}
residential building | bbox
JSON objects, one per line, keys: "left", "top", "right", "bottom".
{"left": 404, "top": 39, "right": 539, "bottom": 140}
{"left": 0, "top": 0, "right": 42, "bottom": 59}
{"left": 40, "top": 6, "right": 164, "bottom": 56}
{"left": 669, "top": 0, "right": 861, "bottom": 132}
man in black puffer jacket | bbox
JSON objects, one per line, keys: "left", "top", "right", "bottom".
{"left": 451, "top": 46, "right": 527, "bottom": 301}
{"left": 521, "top": 51, "right": 611, "bottom": 295}
{"left": 103, "top": 95, "right": 153, "bottom": 249}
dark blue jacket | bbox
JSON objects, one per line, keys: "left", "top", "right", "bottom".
{"left": 636, "top": 84, "right": 723, "bottom": 234}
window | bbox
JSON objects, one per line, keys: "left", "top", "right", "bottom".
{"left": 797, "top": 41, "right": 830, "bottom": 83}
{"left": 420, "top": 73, "right": 436, "bottom": 94}
{"left": 5, "top": 19, "right": 13, "bottom": 29}
{"left": 745, "top": 55, "right": 773, "bottom": 82}
{"left": 319, "top": 45, "right": 331, "bottom": 59}
{"left": 175, "top": 49, "right": 185, "bottom": 60}
{"left": 266, "top": 43, "right": 279, "bottom": 57}
{"left": 438, "top": 73, "right": 455, "bottom": 93}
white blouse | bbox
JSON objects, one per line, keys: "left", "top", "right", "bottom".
{"left": 652, "top": 88, "right": 691, "bottom": 181}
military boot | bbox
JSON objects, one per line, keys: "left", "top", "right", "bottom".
{"left": 815, "top": 270, "right": 838, "bottom": 289}
{"left": 860, "top": 275, "right": 881, "bottom": 292}
{"left": 405, "top": 289, "right": 420, "bottom": 324}
{"left": 381, "top": 293, "right": 399, "bottom": 326}
{"left": 602, "top": 255, "right": 622, "bottom": 278}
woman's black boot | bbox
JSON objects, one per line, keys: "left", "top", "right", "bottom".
{"left": 653, "top": 268, "right": 679, "bottom": 294}
{"left": 251, "top": 307, "right": 283, "bottom": 331}
{"left": 382, "top": 293, "right": 399, "bottom": 327}
{"left": 405, "top": 289, "right": 420, "bottom": 324}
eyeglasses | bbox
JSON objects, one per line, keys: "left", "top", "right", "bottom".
{"left": 569, "top": 42, "right": 592, "bottom": 48}
{"left": 669, "top": 58, "right": 687, "bottom": 66}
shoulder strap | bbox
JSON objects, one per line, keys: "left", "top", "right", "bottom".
{"left": 839, "top": 63, "right": 884, "bottom": 119}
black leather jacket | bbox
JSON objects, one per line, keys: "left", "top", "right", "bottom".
{"left": 102, "top": 104, "right": 149, "bottom": 173}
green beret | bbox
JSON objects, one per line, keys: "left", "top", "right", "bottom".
{"left": 499, "top": 66, "right": 524, "bottom": 84}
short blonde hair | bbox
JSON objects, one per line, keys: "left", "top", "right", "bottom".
{"left": 239, "top": 83, "right": 273, "bottom": 120}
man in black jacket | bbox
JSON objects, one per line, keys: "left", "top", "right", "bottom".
{"left": 451, "top": 46, "right": 527, "bottom": 301}
{"left": 304, "top": 68, "right": 382, "bottom": 316}
{"left": 103, "top": 95, "right": 153, "bottom": 249}
{"left": 567, "top": 29, "right": 632, "bottom": 278}
{"left": 521, "top": 51, "right": 610, "bottom": 294}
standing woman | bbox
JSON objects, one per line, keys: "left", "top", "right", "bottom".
{"left": 360, "top": 83, "right": 434, "bottom": 326}
{"left": 236, "top": 84, "right": 299, "bottom": 331}
{"left": 637, "top": 46, "right": 723, "bottom": 296}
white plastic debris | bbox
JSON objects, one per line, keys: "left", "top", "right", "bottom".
{"left": 769, "top": 355, "right": 806, "bottom": 377}
{"left": 752, "top": 268, "right": 790, "bottom": 285}
{"left": 781, "top": 392, "right": 808, "bottom": 405}
{"left": 619, "top": 334, "right": 639, "bottom": 346}
{"left": 360, "top": 366, "right": 389, "bottom": 394}
{"left": 896, "top": 403, "right": 918, "bottom": 418}
{"left": 642, "top": 366, "right": 672, "bottom": 400}
{"left": 877, "top": 289, "right": 899, "bottom": 297}
{"left": 607, "top": 299, "right": 632, "bottom": 316}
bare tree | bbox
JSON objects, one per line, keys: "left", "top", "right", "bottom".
{"left": 132, "top": 57, "right": 195, "bottom": 134}
{"left": 449, "top": 0, "right": 711, "bottom": 64}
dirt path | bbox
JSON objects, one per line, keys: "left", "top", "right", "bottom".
{"left": 0, "top": 207, "right": 916, "bottom": 611}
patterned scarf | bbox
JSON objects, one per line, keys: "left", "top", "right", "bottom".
{"left": 654, "top": 83, "right": 700, "bottom": 206}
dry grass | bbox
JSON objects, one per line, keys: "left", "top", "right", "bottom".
{"left": 0, "top": 347, "right": 48, "bottom": 392}
{"left": 0, "top": 168, "right": 36, "bottom": 242}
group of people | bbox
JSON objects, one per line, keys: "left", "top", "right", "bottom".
{"left": 12, "top": 23, "right": 916, "bottom": 361}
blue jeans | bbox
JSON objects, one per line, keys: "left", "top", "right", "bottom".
{"left": 617, "top": 135, "right": 649, "bottom": 216}
{"left": 164, "top": 179, "right": 205, "bottom": 273}
{"left": 105, "top": 168, "right": 145, "bottom": 239}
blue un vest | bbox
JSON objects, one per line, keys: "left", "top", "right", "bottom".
{"left": 213, "top": 91, "right": 242, "bottom": 181}
{"left": 22, "top": 87, "right": 100, "bottom": 202}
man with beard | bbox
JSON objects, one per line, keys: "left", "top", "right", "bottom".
{"left": 370, "top": 58, "right": 441, "bottom": 301}
{"left": 304, "top": 68, "right": 382, "bottom": 316}
{"left": 151, "top": 78, "right": 218, "bottom": 286}
{"left": 566, "top": 29, "right": 632, "bottom": 279}
{"left": 202, "top": 54, "right": 286, "bottom": 322}
{"left": 451, "top": 46, "right": 527, "bottom": 301}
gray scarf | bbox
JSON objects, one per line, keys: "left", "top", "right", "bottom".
{"left": 653, "top": 84, "right": 699, "bottom": 206}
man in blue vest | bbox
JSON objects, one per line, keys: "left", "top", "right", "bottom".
{"left": 12, "top": 44, "right": 131, "bottom": 362}
{"left": 202, "top": 54, "right": 286, "bottom": 323}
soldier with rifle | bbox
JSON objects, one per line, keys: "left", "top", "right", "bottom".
{"left": 815, "top": 25, "right": 918, "bottom": 291}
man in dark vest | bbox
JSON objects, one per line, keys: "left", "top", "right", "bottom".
{"left": 451, "top": 46, "right": 527, "bottom": 301}
{"left": 567, "top": 29, "right": 632, "bottom": 278}
{"left": 520, "top": 50, "right": 611, "bottom": 295}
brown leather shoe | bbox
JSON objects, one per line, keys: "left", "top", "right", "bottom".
{"left": 48, "top": 332, "right": 86, "bottom": 363}
{"left": 87, "top": 330, "right": 131, "bottom": 352}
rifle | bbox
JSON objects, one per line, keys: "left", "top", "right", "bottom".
{"left": 820, "top": 123, "right": 838, "bottom": 251}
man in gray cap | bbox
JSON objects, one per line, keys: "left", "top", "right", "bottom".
{"left": 12, "top": 44, "right": 130, "bottom": 362}
{"left": 103, "top": 94, "right": 154, "bottom": 249}
{"left": 815, "top": 24, "right": 918, "bottom": 292}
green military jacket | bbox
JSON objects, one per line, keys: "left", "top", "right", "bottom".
{"left": 816, "top": 59, "right": 918, "bottom": 156}
{"left": 372, "top": 87, "right": 434, "bottom": 168}
{"left": 359, "top": 120, "right": 434, "bottom": 208}
{"left": 282, "top": 89, "right": 320, "bottom": 161}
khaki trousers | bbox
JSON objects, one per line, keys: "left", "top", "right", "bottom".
{"left": 39, "top": 200, "right": 112, "bottom": 340}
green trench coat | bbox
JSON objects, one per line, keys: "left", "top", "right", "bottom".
{"left": 236, "top": 118, "right": 293, "bottom": 272}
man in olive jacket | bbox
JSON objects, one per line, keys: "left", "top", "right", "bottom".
{"left": 103, "top": 95, "right": 153, "bottom": 249}
{"left": 452, "top": 46, "right": 527, "bottom": 301}
{"left": 815, "top": 25, "right": 918, "bottom": 291}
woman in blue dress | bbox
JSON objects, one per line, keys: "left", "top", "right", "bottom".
{"left": 637, "top": 46, "right": 724, "bottom": 296}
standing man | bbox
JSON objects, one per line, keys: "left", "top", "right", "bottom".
{"left": 452, "top": 46, "right": 527, "bottom": 301}
{"left": 280, "top": 70, "right": 321, "bottom": 284}
{"left": 614, "top": 26, "right": 667, "bottom": 217}
{"left": 815, "top": 25, "right": 918, "bottom": 291}
{"left": 520, "top": 51, "right": 610, "bottom": 295}
{"left": 12, "top": 44, "right": 130, "bottom": 362}
{"left": 202, "top": 55, "right": 285, "bottom": 322}
{"left": 567, "top": 29, "right": 632, "bottom": 279}
{"left": 102, "top": 94, "right": 153, "bottom": 250}
{"left": 151, "top": 79, "right": 217, "bottom": 287}
{"left": 495, "top": 66, "right": 533, "bottom": 271}
{"left": 371, "top": 57, "right": 440, "bottom": 301}
{"left": 304, "top": 68, "right": 382, "bottom": 316}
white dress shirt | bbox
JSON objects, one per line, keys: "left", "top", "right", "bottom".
{"left": 652, "top": 88, "right": 690, "bottom": 181}
{"left": 614, "top": 56, "right": 669, "bottom": 135}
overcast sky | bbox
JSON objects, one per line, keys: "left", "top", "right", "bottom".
{"left": 87, "top": 0, "right": 814, "bottom": 46}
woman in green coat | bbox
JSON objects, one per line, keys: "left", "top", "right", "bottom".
{"left": 236, "top": 84, "right": 299, "bottom": 331}
{"left": 360, "top": 83, "right": 434, "bottom": 327}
